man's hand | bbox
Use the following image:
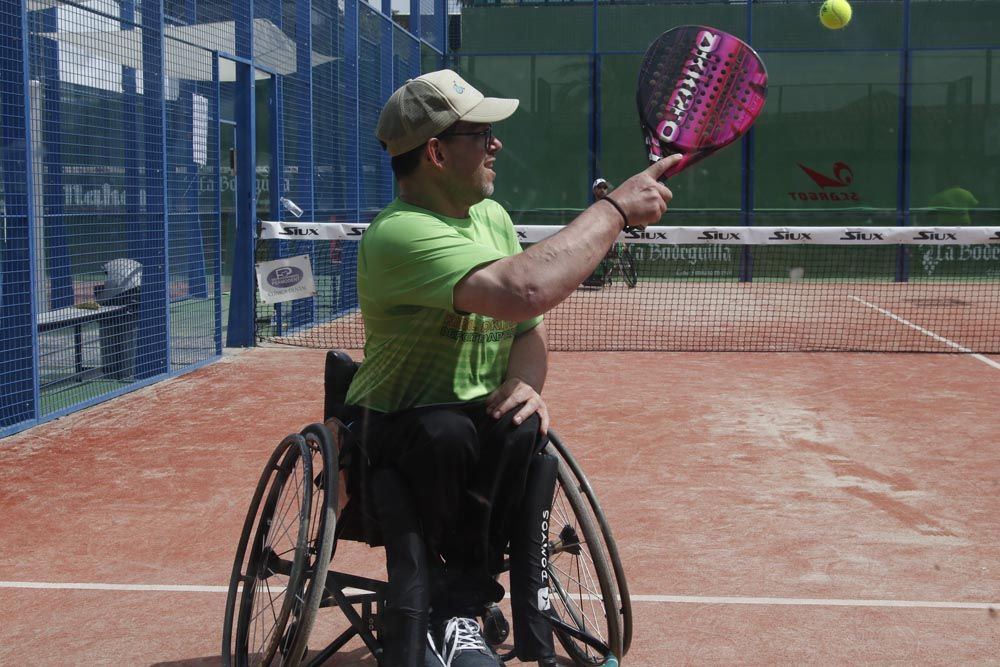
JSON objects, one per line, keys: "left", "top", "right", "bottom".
{"left": 606, "top": 153, "right": 681, "bottom": 229}
{"left": 486, "top": 377, "right": 549, "bottom": 434}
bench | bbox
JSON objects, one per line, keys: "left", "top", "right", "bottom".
{"left": 37, "top": 304, "right": 129, "bottom": 379}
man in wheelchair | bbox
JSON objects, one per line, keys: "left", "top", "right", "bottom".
{"left": 354, "top": 69, "right": 678, "bottom": 666}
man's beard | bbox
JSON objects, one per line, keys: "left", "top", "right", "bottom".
{"left": 480, "top": 182, "right": 494, "bottom": 198}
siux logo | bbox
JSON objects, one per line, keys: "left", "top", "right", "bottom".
{"left": 346, "top": 226, "right": 367, "bottom": 236}
{"left": 625, "top": 229, "right": 669, "bottom": 240}
{"left": 839, "top": 231, "right": 885, "bottom": 241}
{"left": 989, "top": 231, "right": 1000, "bottom": 242}
{"left": 279, "top": 226, "right": 319, "bottom": 237}
{"left": 913, "top": 231, "right": 958, "bottom": 242}
{"left": 516, "top": 230, "right": 528, "bottom": 240}
{"left": 768, "top": 230, "right": 813, "bottom": 241}
{"left": 697, "top": 231, "right": 741, "bottom": 241}
{"left": 789, "top": 162, "right": 861, "bottom": 202}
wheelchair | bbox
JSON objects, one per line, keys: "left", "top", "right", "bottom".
{"left": 222, "top": 351, "right": 633, "bottom": 666}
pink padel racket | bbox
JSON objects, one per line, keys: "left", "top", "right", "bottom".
{"left": 637, "top": 25, "right": 768, "bottom": 179}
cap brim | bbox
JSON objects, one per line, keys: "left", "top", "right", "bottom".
{"left": 461, "top": 97, "right": 519, "bottom": 124}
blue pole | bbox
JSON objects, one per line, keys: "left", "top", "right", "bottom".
{"left": 134, "top": 0, "right": 170, "bottom": 378}
{"left": 895, "top": 0, "right": 913, "bottom": 283}
{"left": 338, "top": 0, "right": 360, "bottom": 316}
{"left": 226, "top": 0, "right": 258, "bottom": 346}
{"left": 37, "top": 7, "right": 73, "bottom": 309}
{"left": 409, "top": 0, "right": 421, "bottom": 40}
{"left": 589, "top": 0, "right": 599, "bottom": 197}
{"left": 212, "top": 57, "right": 223, "bottom": 355}
{"left": 0, "top": 0, "right": 39, "bottom": 430}
{"left": 739, "top": 0, "right": 755, "bottom": 283}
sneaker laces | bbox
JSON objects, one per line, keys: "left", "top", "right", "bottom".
{"left": 426, "top": 631, "right": 446, "bottom": 666}
{"left": 443, "top": 617, "right": 490, "bottom": 665}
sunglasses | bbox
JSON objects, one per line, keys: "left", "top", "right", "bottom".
{"left": 437, "top": 126, "right": 494, "bottom": 151}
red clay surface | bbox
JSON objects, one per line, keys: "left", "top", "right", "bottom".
{"left": 1, "top": 347, "right": 999, "bottom": 665}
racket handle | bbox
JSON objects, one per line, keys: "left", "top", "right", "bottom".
{"left": 655, "top": 152, "right": 696, "bottom": 181}
{"left": 621, "top": 154, "right": 688, "bottom": 232}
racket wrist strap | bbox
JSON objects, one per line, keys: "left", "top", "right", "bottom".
{"left": 600, "top": 195, "right": 629, "bottom": 230}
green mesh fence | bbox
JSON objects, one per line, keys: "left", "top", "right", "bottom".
{"left": 453, "top": 0, "right": 1000, "bottom": 220}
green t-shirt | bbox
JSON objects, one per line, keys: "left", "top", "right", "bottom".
{"left": 346, "top": 198, "right": 542, "bottom": 412}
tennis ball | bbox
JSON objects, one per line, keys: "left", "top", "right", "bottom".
{"left": 820, "top": 0, "right": 852, "bottom": 29}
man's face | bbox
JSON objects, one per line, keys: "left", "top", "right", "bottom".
{"left": 437, "top": 121, "right": 500, "bottom": 203}
{"left": 594, "top": 184, "right": 609, "bottom": 199}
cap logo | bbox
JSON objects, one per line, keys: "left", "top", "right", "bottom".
{"left": 453, "top": 81, "right": 465, "bottom": 94}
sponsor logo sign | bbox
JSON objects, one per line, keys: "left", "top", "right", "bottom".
{"left": 255, "top": 255, "right": 317, "bottom": 304}
{"left": 789, "top": 162, "right": 861, "bottom": 202}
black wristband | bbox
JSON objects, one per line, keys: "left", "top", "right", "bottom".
{"left": 601, "top": 195, "right": 629, "bottom": 230}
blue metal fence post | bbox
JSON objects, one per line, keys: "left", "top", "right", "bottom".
{"left": 895, "top": 0, "right": 913, "bottom": 282}
{"left": 134, "top": 0, "right": 170, "bottom": 378}
{"left": 212, "top": 56, "right": 223, "bottom": 355}
{"left": 436, "top": 0, "right": 447, "bottom": 61}
{"left": 289, "top": 0, "right": 318, "bottom": 332}
{"left": 179, "top": 0, "right": 208, "bottom": 300}
{"left": 382, "top": 0, "right": 394, "bottom": 198}
{"left": 0, "top": 0, "right": 39, "bottom": 432}
{"left": 589, "top": 0, "right": 599, "bottom": 194}
{"left": 409, "top": 0, "right": 421, "bottom": 40}
{"left": 227, "top": 8, "right": 258, "bottom": 347}
{"left": 338, "top": 0, "right": 360, "bottom": 315}
{"left": 36, "top": 6, "right": 73, "bottom": 309}
{"left": 270, "top": 72, "right": 286, "bottom": 336}
{"left": 739, "top": 0, "right": 755, "bottom": 283}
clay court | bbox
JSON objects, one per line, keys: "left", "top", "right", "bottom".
{"left": 2, "top": 345, "right": 998, "bottom": 665}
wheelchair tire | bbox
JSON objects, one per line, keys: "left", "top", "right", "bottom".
{"left": 618, "top": 248, "right": 638, "bottom": 289}
{"left": 546, "top": 445, "right": 623, "bottom": 665}
{"left": 281, "top": 423, "right": 339, "bottom": 664}
{"left": 222, "top": 426, "right": 337, "bottom": 667}
{"left": 549, "top": 432, "right": 633, "bottom": 656}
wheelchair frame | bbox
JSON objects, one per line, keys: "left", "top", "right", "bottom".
{"left": 221, "top": 357, "right": 632, "bottom": 667}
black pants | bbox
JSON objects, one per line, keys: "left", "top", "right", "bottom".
{"left": 365, "top": 402, "right": 556, "bottom": 666}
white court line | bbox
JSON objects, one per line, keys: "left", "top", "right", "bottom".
{"left": 0, "top": 581, "right": 376, "bottom": 596}
{"left": 0, "top": 581, "right": 230, "bottom": 593}
{"left": 1, "top": 581, "right": 996, "bottom": 610}
{"left": 628, "top": 594, "right": 998, "bottom": 610}
{"left": 849, "top": 295, "right": 1000, "bottom": 371}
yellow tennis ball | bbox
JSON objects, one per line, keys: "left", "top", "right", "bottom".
{"left": 820, "top": 0, "right": 852, "bottom": 29}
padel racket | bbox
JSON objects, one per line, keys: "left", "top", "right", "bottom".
{"left": 637, "top": 25, "right": 768, "bottom": 179}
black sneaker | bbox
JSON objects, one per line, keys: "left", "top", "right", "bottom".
{"left": 439, "top": 616, "right": 501, "bottom": 667}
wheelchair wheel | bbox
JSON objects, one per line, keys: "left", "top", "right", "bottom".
{"left": 222, "top": 425, "right": 338, "bottom": 667}
{"left": 549, "top": 433, "right": 633, "bottom": 656}
{"left": 282, "top": 423, "right": 339, "bottom": 663}
{"left": 546, "top": 445, "right": 623, "bottom": 665}
{"left": 617, "top": 247, "right": 638, "bottom": 289}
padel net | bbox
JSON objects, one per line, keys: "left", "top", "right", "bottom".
{"left": 255, "top": 221, "right": 1000, "bottom": 354}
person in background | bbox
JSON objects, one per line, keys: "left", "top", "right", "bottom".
{"left": 927, "top": 186, "right": 978, "bottom": 225}
{"left": 583, "top": 178, "right": 613, "bottom": 287}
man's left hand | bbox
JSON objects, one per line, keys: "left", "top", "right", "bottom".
{"left": 486, "top": 377, "right": 549, "bottom": 434}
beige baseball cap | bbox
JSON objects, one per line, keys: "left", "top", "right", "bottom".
{"left": 376, "top": 69, "right": 519, "bottom": 157}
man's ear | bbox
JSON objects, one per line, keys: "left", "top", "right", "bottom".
{"left": 426, "top": 138, "right": 445, "bottom": 167}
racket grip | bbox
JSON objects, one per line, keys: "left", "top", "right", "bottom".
{"left": 622, "top": 154, "right": 689, "bottom": 232}
{"left": 656, "top": 152, "right": 695, "bottom": 181}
